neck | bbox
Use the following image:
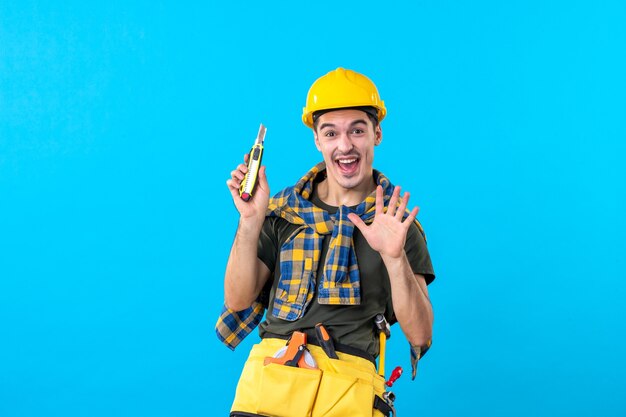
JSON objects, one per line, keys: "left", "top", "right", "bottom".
{"left": 316, "top": 176, "right": 377, "bottom": 207}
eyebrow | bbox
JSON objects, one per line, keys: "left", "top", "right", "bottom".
{"left": 319, "top": 119, "right": 368, "bottom": 130}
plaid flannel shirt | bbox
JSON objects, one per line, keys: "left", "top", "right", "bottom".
{"left": 216, "top": 162, "right": 423, "bottom": 349}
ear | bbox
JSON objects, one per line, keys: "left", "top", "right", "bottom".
{"left": 374, "top": 125, "right": 383, "bottom": 146}
{"left": 313, "top": 130, "right": 322, "bottom": 151}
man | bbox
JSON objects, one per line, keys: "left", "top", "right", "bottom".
{"left": 217, "top": 67, "right": 435, "bottom": 417}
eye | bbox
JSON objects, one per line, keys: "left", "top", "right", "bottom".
{"left": 324, "top": 131, "right": 336, "bottom": 137}
{"left": 351, "top": 128, "right": 365, "bottom": 134}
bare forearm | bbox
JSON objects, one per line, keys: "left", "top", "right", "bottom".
{"left": 381, "top": 253, "right": 433, "bottom": 346}
{"left": 224, "top": 220, "right": 268, "bottom": 311}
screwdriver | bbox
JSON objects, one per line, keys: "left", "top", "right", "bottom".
{"left": 385, "top": 366, "right": 403, "bottom": 387}
{"left": 239, "top": 123, "right": 266, "bottom": 201}
{"left": 315, "top": 323, "right": 339, "bottom": 359}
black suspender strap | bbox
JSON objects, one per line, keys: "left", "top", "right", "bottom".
{"left": 373, "top": 395, "right": 393, "bottom": 417}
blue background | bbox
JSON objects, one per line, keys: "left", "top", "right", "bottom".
{"left": 1, "top": 1, "right": 625, "bottom": 416}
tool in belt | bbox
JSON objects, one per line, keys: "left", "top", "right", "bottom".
{"left": 263, "top": 323, "right": 397, "bottom": 417}
{"left": 263, "top": 330, "right": 318, "bottom": 370}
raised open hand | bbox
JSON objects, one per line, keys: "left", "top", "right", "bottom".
{"left": 347, "top": 185, "right": 419, "bottom": 259}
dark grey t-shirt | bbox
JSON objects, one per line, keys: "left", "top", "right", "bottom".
{"left": 257, "top": 189, "right": 435, "bottom": 357}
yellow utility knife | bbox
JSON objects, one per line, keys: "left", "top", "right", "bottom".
{"left": 239, "top": 123, "right": 266, "bottom": 201}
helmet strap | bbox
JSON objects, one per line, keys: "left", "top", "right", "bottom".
{"left": 312, "top": 106, "right": 379, "bottom": 126}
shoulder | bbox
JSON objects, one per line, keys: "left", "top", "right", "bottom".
{"left": 407, "top": 220, "right": 427, "bottom": 244}
{"left": 270, "top": 185, "right": 295, "bottom": 201}
{"left": 267, "top": 186, "right": 296, "bottom": 217}
{"left": 262, "top": 216, "right": 302, "bottom": 243}
{"left": 404, "top": 220, "right": 435, "bottom": 284}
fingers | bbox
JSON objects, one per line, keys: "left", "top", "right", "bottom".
{"left": 405, "top": 206, "right": 420, "bottom": 225}
{"left": 375, "top": 185, "right": 384, "bottom": 215}
{"left": 227, "top": 156, "right": 250, "bottom": 191}
{"left": 230, "top": 166, "right": 247, "bottom": 184}
{"left": 257, "top": 165, "right": 268, "bottom": 190}
{"left": 226, "top": 174, "right": 243, "bottom": 205}
{"left": 387, "top": 186, "right": 401, "bottom": 216}
{"left": 387, "top": 186, "right": 420, "bottom": 225}
{"left": 396, "top": 191, "right": 409, "bottom": 220}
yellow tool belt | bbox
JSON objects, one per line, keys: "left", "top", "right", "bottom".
{"left": 230, "top": 338, "right": 388, "bottom": 417}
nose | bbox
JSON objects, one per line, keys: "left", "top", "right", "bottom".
{"left": 337, "top": 132, "right": 354, "bottom": 153}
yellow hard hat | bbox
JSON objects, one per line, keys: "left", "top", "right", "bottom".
{"left": 302, "top": 67, "right": 387, "bottom": 128}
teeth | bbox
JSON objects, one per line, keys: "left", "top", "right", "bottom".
{"left": 337, "top": 158, "right": 357, "bottom": 164}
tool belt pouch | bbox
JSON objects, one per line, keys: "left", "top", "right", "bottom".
{"left": 314, "top": 356, "right": 386, "bottom": 417}
{"left": 231, "top": 340, "right": 387, "bottom": 417}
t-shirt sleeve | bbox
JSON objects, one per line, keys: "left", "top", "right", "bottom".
{"left": 405, "top": 221, "right": 435, "bottom": 285}
{"left": 257, "top": 217, "right": 278, "bottom": 273}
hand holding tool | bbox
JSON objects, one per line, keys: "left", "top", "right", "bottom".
{"left": 239, "top": 123, "right": 266, "bottom": 202}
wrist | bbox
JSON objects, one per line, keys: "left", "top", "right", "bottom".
{"left": 380, "top": 251, "right": 406, "bottom": 265}
{"left": 237, "top": 216, "right": 264, "bottom": 236}
{"left": 380, "top": 251, "right": 412, "bottom": 283}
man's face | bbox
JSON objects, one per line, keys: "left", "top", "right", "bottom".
{"left": 314, "top": 109, "right": 382, "bottom": 192}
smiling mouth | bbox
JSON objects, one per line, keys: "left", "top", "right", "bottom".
{"left": 335, "top": 156, "right": 360, "bottom": 176}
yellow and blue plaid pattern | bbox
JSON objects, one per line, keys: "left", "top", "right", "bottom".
{"left": 215, "top": 300, "right": 265, "bottom": 350}
{"left": 216, "top": 162, "right": 424, "bottom": 349}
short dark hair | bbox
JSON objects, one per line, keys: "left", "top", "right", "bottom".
{"left": 312, "top": 106, "right": 379, "bottom": 131}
